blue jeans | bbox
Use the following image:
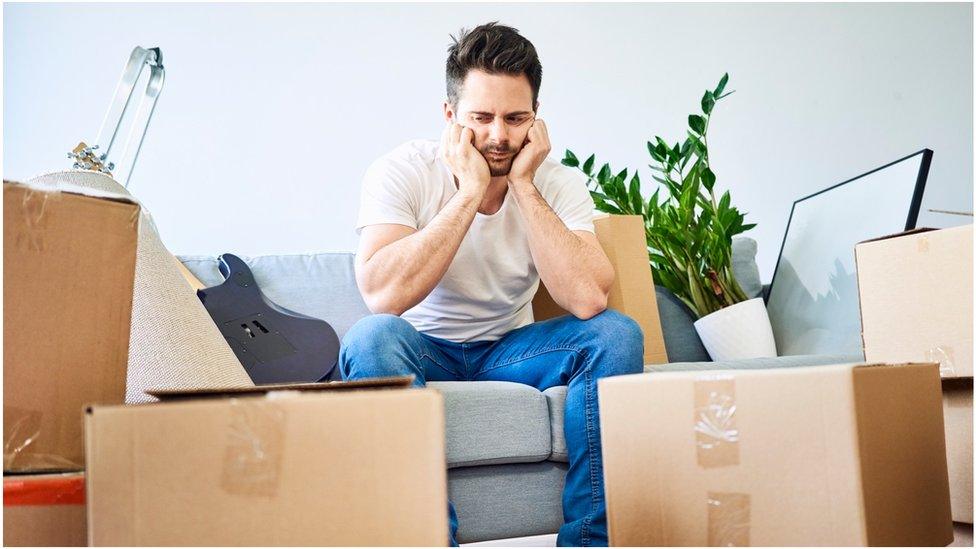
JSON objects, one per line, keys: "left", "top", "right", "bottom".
{"left": 338, "top": 309, "right": 644, "bottom": 547}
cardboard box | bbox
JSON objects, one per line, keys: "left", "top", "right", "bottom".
{"left": 3, "top": 180, "right": 139, "bottom": 472}
{"left": 855, "top": 225, "right": 973, "bottom": 379}
{"left": 533, "top": 214, "right": 668, "bottom": 366}
{"left": 3, "top": 472, "right": 87, "bottom": 546}
{"left": 85, "top": 380, "right": 447, "bottom": 546}
{"left": 855, "top": 226, "right": 974, "bottom": 523}
{"left": 943, "top": 378, "right": 974, "bottom": 523}
{"left": 599, "top": 362, "right": 953, "bottom": 546}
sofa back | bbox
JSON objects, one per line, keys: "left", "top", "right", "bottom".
{"left": 178, "top": 237, "right": 762, "bottom": 360}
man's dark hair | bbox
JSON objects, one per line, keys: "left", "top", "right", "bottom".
{"left": 446, "top": 22, "right": 542, "bottom": 110}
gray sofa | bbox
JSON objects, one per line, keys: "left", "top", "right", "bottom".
{"left": 179, "top": 239, "right": 859, "bottom": 544}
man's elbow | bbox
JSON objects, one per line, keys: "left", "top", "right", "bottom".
{"left": 361, "top": 290, "right": 407, "bottom": 316}
{"left": 570, "top": 290, "right": 609, "bottom": 320}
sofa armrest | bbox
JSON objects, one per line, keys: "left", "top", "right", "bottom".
{"left": 645, "top": 353, "right": 864, "bottom": 373}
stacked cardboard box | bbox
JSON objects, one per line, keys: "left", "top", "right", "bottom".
{"left": 856, "top": 224, "right": 973, "bottom": 523}
{"left": 599, "top": 362, "right": 953, "bottom": 546}
{"left": 3, "top": 180, "right": 141, "bottom": 545}
{"left": 84, "top": 380, "right": 448, "bottom": 546}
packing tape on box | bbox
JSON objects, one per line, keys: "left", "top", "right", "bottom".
{"left": 925, "top": 345, "right": 956, "bottom": 377}
{"left": 10, "top": 181, "right": 142, "bottom": 253}
{"left": 3, "top": 474, "right": 85, "bottom": 506}
{"left": 707, "top": 491, "right": 751, "bottom": 546}
{"left": 693, "top": 375, "right": 740, "bottom": 468}
{"left": 15, "top": 185, "right": 58, "bottom": 252}
{"left": 221, "top": 398, "right": 286, "bottom": 497}
{"left": 3, "top": 407, "right": 82, "bottom": 472}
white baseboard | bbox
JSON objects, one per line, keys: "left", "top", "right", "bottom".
{"left": 462, "top": 533, "right": 557, "bottom": 547}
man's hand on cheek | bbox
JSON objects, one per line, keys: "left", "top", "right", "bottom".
{"left": 508, "top": 118, "right": 551, "bottom": 189}
{"left": 440, "top": 122, "right": 491, "bottom": 199}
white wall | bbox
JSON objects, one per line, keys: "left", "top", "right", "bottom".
{"left": 5, "top": 2, "right": 972, "bottom": 281}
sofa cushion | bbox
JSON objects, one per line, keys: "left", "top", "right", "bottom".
{"left": 449, "top": 461, "right": 567, "bottom": 544}
{"left": 178, "top": 253, "right": 371, "bottom": 341}
{"left": 732, "top": 236, "right": 763, "bottom": 299}
{"left": 430, "top": 381, "right": 552, "bottom": 469}
{"left": 542, "top": 386, "right": 568, "bottom": 462}
{"left": 655, "top": 286, "right": 711, "bottom": 363}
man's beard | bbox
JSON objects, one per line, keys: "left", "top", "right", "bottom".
{"left": 479, "top": 141, "right": 519, "bottom": 177}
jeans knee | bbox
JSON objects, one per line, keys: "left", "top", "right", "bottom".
{"left": 581, "top": 309, "right": 644, "bottom": 376}
{"left": 339, "top": 314, "right": 418, "bottom": 379}
{"left": 343, "top": 314, "right": 414, "bottom": 345}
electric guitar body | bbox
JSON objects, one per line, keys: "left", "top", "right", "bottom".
{"left": 195, "top": 254, "right": 341, "bottom": 384}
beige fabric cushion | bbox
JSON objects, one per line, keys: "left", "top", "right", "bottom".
{"left": 26, "top": 170, "right": 253, "bottom": 403}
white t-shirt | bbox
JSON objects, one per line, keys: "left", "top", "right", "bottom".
{"left": 356, "top": 139, "right": 596, "bottom": 342}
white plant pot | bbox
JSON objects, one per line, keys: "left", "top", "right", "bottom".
{"left": 693, "top": 297, "right": 778, "bottom": 361}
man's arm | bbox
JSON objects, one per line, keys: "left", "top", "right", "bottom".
{"left": 510, "top": 184, "right": 614, "bottom": 319}
{"left": 508, "top": 119, "right": 615, "bottom": 319}
{"left": 355, "top": 124, "right": 490, "bottom": 315}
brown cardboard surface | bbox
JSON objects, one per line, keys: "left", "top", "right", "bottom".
{"left": 598, "top": 362, "right": 953, "bottom": 547}
{"left": 85, "top": 388, "right": 448, "bottom": 546}
{"left": 3, "top": 472, "right": 87, "bottom": 547}
{"left": 855, "top": 225, "right": 973, "bottom": 379}
{"left": 148, "top": 374, "right": 415, "bottom": 399}
{"left": 943, "top": 378, "right": 974, "bottom": 523}
{"left": 3, "top": 181, "right": 138, "bottom": 472}
{"left": 532, "top": 214, "right": 668, "bottom": 366}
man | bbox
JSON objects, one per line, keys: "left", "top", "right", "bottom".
{"left": 340, "top": 22, "right": 644, "bottom": 547}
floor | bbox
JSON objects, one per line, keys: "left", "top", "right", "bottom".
{"left": 462, "top": 523, "right": 973, "bottom": 547}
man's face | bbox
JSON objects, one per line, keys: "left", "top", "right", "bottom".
{"left": 445, "top": 69, "right": 536, "bottom": 177}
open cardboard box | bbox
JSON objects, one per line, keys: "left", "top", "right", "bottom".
{"left": 599, "top": 362, "right": 953, "bottom": 546}
{"left": 85, "top": 376, "right": 448, "bottom": 546}
{"left": 3, "top": 180, "right": 139, "bottom": 472}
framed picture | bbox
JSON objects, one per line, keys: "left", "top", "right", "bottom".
{"left": 766, "top": 149, "right": 932, "bottom": 356}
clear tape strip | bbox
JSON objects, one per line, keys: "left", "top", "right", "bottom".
{"left": 220, "top": 398, "right": 286, "bottom": 497}
{"left": 694, "top": 376, "right": 740, "bottom": 468}
{"left": 707, "top": 491, "right": 751, "bottom": 546}
{"left": 3, "top": 406, "right": 82, "bottom": 472}
{"left": 926, "top": 345, "right": 956, "bottom": 376}
{"left": 18, "top": 185, "right": 56, "bottom": 252}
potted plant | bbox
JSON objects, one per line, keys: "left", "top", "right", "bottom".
{"left": 562, "top": 74, "right": 776, "bottom": 360}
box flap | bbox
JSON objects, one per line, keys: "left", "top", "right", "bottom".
{"left": 3, "top": 178, "right": 138, "bottom": 207}
{"left": 147, "top": 375, "right": 415, "bottom": 400}
{"left": 857, "top": 226, "right": 940, "bottom": 245}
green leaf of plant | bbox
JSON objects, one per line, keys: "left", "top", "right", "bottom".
{"left": 701, "top": 91, "right": 715, "bottom": 115}
{"left": 701, "top": 166, "right": 716, "bottom": 192}
{"left": 597, "top": 163, "right": 611, "bottom": 182}
{"left": 688, "top": 114, "right": 706, "bottom": 135}
{"left": 714, "top": 73, "right": 729, "bottom": 97}
{"left": 628, "top": 172, "right": 643, "bottom": 213}
{"left": 563, "top": 150, "right": 579, "bottom": 167}
{"left": 583, "top": 154, "right": 595, "bottom": 175}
